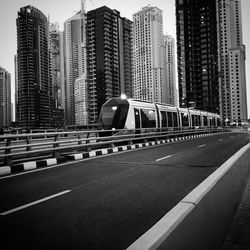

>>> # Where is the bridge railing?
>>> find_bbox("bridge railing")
[0,127,228,166]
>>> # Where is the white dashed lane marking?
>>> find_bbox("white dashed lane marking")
[156,155,173,162]
[0,190,71,216]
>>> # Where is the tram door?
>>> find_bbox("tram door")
[134,108,141,132]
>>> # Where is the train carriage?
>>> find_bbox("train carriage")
[98,97,221,132]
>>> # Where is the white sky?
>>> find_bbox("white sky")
[0,0,249,118]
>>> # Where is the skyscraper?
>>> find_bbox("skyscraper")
[49,23,64,127]
[219,0,247,124]
[14,55,18,121]
[64,1,87,126]
[87,6,133,124]
[75,74,88,125]
[132,5,166,103]
[176,0,220,113]
[118,17,133,99]
[16,5,54,129]
[163,34,177,106]
[0,66,11,128]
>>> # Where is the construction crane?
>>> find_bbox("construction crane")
[82,0,96,12]
[73,0,96,14]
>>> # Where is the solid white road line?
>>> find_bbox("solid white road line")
[156,155,172,162]
[0,190,71,216]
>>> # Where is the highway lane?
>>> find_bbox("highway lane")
[0,132,249,249]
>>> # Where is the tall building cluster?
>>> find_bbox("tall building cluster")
[176,0,247,124]
[12,2,177,129]
[0,0,248,130]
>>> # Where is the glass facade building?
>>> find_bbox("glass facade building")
[0,66,11,128]
[16,6,55,128]
[176,0,220,113]
[87,6,133,124]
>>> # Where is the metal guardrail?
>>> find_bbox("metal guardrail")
[0,127,229,166]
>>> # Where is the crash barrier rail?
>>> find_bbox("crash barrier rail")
[0,127,229,166]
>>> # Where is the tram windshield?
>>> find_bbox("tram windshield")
[99,106,117,129]
[98,98,129,130]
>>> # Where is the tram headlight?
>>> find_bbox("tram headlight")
[121,94,127,100]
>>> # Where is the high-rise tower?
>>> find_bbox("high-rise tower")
[87,6,133,124]
[176,0,220,113]
[219,0,247,124]
[132,6,166,103]
[49,23,64,128]
[176,0,247,123]
[163,34,177,106]
[64,1,87,126]
[118,17,133,99]
[0,66,11,128]
[16,5,54,129]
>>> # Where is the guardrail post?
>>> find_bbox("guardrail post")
[5,138,11,154]
[53,134,60,158]
[128,139,133,146]
[4,138,12,165]
[83,132,90,152]
[109,141,115,148]
[77,133,82,152]
[26,136,31,151]
[127,130,133,146]
[85,132,90,144]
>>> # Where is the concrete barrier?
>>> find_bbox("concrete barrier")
[127,142,250,250]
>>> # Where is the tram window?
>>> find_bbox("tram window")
[191,115,195,126]
[210,117,215,127]
[197,115,201,126]
[217,118,221,126]
[167,112,173,127]
[203,116,208,126]
[173,112,178,127]
[161,111,167,127]
[134,108,141,129]
[100,107,116,127]
[211,117,215,126]
[141,109,156,128]
[181,113,189,127]
[113,107,129,129]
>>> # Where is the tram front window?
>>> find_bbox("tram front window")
[99,106,117,129]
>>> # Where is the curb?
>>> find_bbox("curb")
[0,158,63,176]
[0,133,214,177]
[65,137,186,160]
[127,142,250,250]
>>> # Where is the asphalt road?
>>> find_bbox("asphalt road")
[0,132,249,250]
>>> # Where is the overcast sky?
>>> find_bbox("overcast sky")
[0,0,249,118]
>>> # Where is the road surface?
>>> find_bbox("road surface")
[0,132,249,249]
